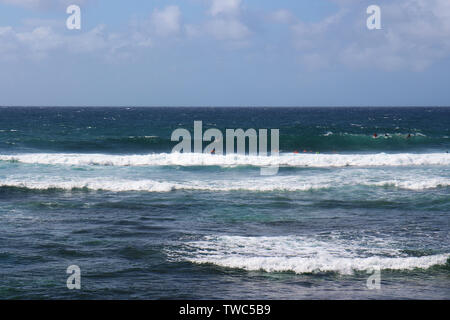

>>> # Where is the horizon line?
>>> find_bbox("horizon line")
[1,105,450,108]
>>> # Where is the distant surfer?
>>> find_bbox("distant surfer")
[373,133,378,138]
[407,134,411,139]
[211,148,215,155]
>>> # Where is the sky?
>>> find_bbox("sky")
[0,0,450,106]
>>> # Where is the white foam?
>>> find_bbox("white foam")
[174,235,450,275]
[0,178,331,193]
[1,179,177,192]
[1,174,448,192]
[0,152,449,168]
[370,179,450,190]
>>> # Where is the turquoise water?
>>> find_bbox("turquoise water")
[0,107,449,299]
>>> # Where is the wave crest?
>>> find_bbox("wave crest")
[0,176,448,193]
[0,152,449,168]
[172,235,450,275]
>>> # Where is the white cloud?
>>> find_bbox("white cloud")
[0,0,87,9]
[209,0,241,17]
[16,25,62,51]
[5,0,449,71]
[288,0,450,71]
[0,5,185,62]
[66,25,108,53]
[0,26,20,60]
[0,4,186,62]
[150,5,182,37]
[205,0,251,42]
[206,18,250,40]
[268,9,297,24]
[0,25,64,60]
[0,24,140,62]
[0,1,252,58]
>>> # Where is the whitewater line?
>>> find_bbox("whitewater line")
[0,152,449,168]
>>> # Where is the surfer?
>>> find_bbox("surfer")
[373,133,378,138]
[407,134,411,139]
[211,148,215,155]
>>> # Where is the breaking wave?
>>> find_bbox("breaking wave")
[0,176,448,193]
[0,152,449,168]
[0,178,331,193]
[173,235,450,275]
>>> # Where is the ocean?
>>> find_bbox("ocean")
[0,107,449,299]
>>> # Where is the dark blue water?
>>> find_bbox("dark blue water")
[0,107,449,299]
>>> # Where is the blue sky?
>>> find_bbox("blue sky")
[0,0,450,106]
